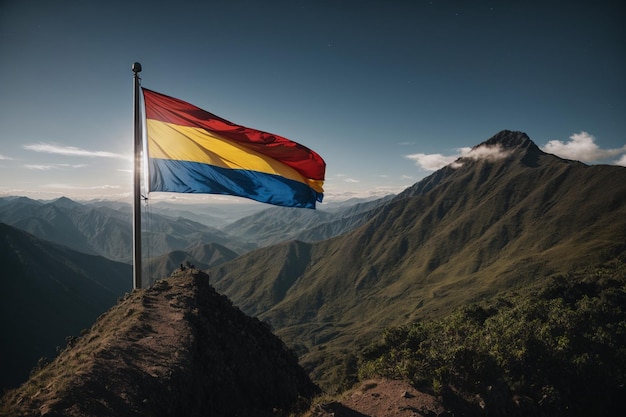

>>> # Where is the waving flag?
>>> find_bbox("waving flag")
[142,88,325,208]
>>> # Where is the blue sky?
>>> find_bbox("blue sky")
[0,0,624,203]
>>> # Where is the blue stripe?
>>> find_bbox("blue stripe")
[149,158,323,209]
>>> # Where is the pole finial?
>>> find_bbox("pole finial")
[132,62,142,73]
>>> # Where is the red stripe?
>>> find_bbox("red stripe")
[142,88,325,181]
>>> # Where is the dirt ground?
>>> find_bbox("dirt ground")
[309,378,447,417]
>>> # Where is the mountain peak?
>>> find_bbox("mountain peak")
[478,130,541,154]
[50,196,83,209]
[460,130,545,167]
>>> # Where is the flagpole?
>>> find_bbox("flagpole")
[132,62,143,290]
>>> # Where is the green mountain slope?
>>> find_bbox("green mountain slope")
[144,242,239,286]
[209,130,626,388]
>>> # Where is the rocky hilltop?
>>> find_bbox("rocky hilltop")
[0,269,318,417]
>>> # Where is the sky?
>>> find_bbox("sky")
[0,0,624,204]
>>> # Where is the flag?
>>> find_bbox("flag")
[142,88,326,208]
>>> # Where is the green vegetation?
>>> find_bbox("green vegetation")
[357,258,626,416]
[210,144,626,394]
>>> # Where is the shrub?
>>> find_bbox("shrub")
[357,259,626,416]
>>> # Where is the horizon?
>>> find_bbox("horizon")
[0,189,391,206]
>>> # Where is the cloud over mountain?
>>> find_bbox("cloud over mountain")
[406,131,626,171]
[540,131,626,164]
[405,143,512,171]
[404,151,460,171]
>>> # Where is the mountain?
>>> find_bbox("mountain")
[223,195,393,246]
[209,130,626,388]
[144,242,239,286]
[0,223,131,391]
[0,269,318,417]
[293,195,394,243]
[140,214,252,260]
[0,197,254,263]
[146,200,266,228]
[0,196,102,257]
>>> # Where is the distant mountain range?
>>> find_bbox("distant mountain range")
[139,200,266,228]
[0,223,131,390]
[208,130,626,387]
[223,195,393,247]
[0,194,390,269]
[0,196,254,264]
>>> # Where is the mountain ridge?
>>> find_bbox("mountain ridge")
[0,196,254,264]
[209,130,626,388]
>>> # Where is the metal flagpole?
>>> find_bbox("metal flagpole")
[132,62,143,289]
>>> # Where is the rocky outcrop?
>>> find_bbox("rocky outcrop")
[1,269,318,417]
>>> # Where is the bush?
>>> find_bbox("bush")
[357,259,626,416]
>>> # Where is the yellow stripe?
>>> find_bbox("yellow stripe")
[146,119,323,192]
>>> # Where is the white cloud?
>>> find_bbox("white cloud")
[42,183,121,190]
[0,154,12,160]
[24,164,56,170]
[331,174,360,182]
[322,188,399,202]
[23,143,128,159]
[405,143,514,171]
[405,152,459,171]
[463,144,513,162]
[24,163,87,170]
[541,131,626,162]
[615,154,626,167]
[58,163,88,168]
